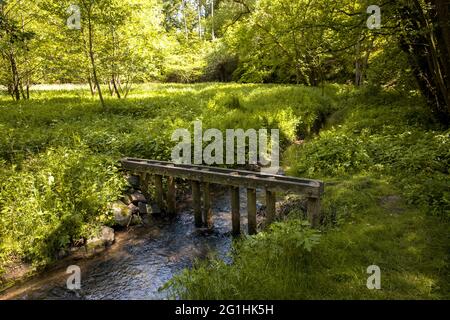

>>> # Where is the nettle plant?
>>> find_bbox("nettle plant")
[0,145,125,265]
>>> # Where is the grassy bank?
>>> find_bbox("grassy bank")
[166,87,450,300]
[0,83,333,280]
[0,84,448,299]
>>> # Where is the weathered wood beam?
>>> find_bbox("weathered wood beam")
[154,175,164,214]
[122,158,325,230]
[307,197,321,228]
[167,177,176,216]
[231,186,241,236]
[139,172,151,200]
[122,158,324,198]
[247,188,257,235]
[266,189,276,225]
[192,181,202,228]
[203,183,213,228]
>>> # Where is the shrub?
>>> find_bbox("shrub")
[166,219,321,300]
[290,90,450,218]
[0,145,125,267]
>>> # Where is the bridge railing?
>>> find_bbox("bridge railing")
[121,158,324,235]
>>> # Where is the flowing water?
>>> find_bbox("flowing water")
[1,188,265,300]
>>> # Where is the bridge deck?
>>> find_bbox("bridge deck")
[121,158,324,198]
[121,158,324,232]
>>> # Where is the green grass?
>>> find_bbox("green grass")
[0,84,448,299]
[166,177,449,300]
[166,87,450,300]
[0,83,334,279]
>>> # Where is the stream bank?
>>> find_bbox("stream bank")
[0,187,269,300]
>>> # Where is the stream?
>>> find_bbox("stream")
[0,188,265,300]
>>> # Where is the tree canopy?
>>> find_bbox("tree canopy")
[0,0,448,123]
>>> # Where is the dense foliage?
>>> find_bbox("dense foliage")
[0,0,448,300]
[166,86,450,300]
[1,0,449,122]
[0,83,334,276]
[291,88,449,217]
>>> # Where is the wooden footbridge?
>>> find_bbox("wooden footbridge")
[121,158,324,235]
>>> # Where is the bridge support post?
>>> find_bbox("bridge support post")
[231,187,240,236]
[247,188,257,235]
[307,197,321,228]
[167,177,176,216]
[154,175,164,214]
[203,183,213,228]
[192,181,202,228]
[140,173,150,200]
[266,190,276,225]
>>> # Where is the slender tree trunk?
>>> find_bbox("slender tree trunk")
[87,9,105,108]
[108,79,114,96]
[20,6,30,100]
[355,39,362,86]
[110,28,121,99]
[182,0,189,40]
[398,0,449,124]
[112,76,121,99]
[20,81,26,100]
[211,0,215,40]
[26,80,30,100]
[198,0,202,39]
[9,53,21,101]
[87,74,95,96]
[7,84,15,100]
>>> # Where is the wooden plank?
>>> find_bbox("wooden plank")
[122,158,323,198]
[231,186,240,236]
[154,175,164,213]
[192,181,202,228]
[247,188,257,235]
[125,158,322,186]
[266,189,276,225]
[139,172,150,200]
[203,183,213,228]
[167,176,176,216]
[307,197,321,228]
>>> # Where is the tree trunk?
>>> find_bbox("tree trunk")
[398,0,449,125]
[87,74,95,96]
[211,0,215,40]
[198,0,202,39]
[87,11,105,108]
[112,76,121,99]
[182,0,189,40]
[9,53,21,101]
[110,28,121,99]
[355,39,362,86]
